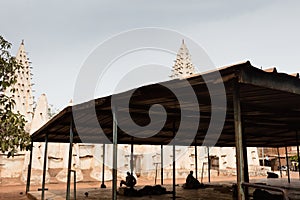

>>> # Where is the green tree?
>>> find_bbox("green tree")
[290,155,299,162]
[0,36,31,157]
[48,104,60,119]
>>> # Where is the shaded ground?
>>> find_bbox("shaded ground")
[1,172,300,199]
[57,184,233,200]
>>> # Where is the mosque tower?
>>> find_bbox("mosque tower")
[2,40,51,182]
[170,40,196,79]
[169,40,260,178]
[5,40,34,130]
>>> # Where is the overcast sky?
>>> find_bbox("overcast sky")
[1,0,300,110]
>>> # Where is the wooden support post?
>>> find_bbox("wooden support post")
[73,170,77,200]
[112,108,118,200]
[262,148,265,166]
[285,146,290,183]
[172,122,176,200]
[26,140,33,194]
[130,140,134,175]
[161,145,164,185]
[130,140,134,189]
[41,134,48,200]
[296,131,300,180]
[242,123,249,198]
[207,146,210,183]
[66,121,74,200]
[101,144,106,188]
[233,81,246,200]
[277,147,282,178]
[195,139,198,180]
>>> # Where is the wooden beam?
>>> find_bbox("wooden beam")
[240,65,300,95]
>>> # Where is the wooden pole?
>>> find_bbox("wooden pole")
[207,147,210,183]
[172,122,176,200]
[195,139,198,180]
[26,140,33,194]
[130,140,134,189]
[201,162,204,184]
[285,146,290,183]
[112,108,118,200]
[66,121,74,200]
[130,140,134,175]
[277,147,282,178]
[41,134,48,200]
[154,163,158,185]
[161,145,164,185]
[242,121,249,198]
[101,144,106,188]
[296,131,300,180]
[233,81,246,200]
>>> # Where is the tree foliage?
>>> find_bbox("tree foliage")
[48,104,59,119]
[0,36,31,157]
[290,155,299,162]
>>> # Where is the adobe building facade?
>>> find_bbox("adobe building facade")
[0,41,264,185]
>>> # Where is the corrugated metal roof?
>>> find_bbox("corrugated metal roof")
[31,61,300,147]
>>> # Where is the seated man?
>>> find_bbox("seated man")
[120,172,137,188]
[184,171,202,189]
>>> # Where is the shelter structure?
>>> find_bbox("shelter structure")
[28,61,300,200]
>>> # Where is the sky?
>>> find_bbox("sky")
[1,0,300,110]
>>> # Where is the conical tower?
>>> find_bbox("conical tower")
[170,40,196,79]
[30,94,49,134]
[5,40,34,127]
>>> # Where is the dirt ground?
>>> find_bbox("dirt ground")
[1,173,299,200]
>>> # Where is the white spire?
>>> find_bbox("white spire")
[170,40,196,79]
[5,40,34,127]
[30,94,49,134]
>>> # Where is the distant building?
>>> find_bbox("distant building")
[0,41,50,183]
[0,40,267,185]
[169,40,261,178]
[170,40,196,79]
[4,40,34,131]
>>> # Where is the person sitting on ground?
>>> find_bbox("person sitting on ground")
[184,171,203,189]
[120,172,137,188]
